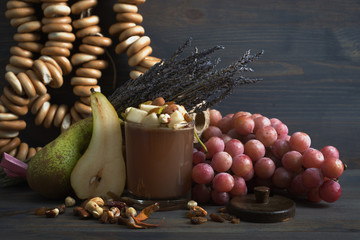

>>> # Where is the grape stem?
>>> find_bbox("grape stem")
[194,131,207,153]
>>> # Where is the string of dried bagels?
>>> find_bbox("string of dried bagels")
[0,0,159,160]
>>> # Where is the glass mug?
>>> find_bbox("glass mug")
[124,121,194,209]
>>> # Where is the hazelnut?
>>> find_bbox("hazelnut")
[187,200,198,209]
[163,104,178,114]
[152,97,165,106]
[65,196,76,207]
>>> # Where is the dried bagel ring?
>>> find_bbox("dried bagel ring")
[75,68,102,79]
[17,20,42,33]
[10,15,37,28]
[17,72,37,98]
[7,1,32,9]
[5,71,24,95]
[82,59,108,70]
[0,94,28,116]
[26,69,47,95]
[15,142,29,161]
[53,104,68,128]
[83,35,112,47]
[0,120,26,131]
[9,55,34,69]
[0,112,19,121]
[42,23,73,33]
[71,0,98,15]
[72,16,99,29]
[10,46,34,58]
[79,44,105,55]
[34,101,50,126]
[3,86,30,106]
[45,40,73,50]
[42,16,72,25]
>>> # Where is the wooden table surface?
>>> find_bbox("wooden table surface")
[0,169,359,239]
[0,0,360,239]
[0,0,359,168]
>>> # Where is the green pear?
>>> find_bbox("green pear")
[70,91,126,200]
[27,117,93,199]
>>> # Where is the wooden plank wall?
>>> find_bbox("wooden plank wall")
[0,0,359,168]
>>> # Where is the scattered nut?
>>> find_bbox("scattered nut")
[35,206,49,216]
[231,218,240,224]
[125,207,137,218]
[100,210,109,224]
[209,213,226,223]
[89,197,104,207]
[186,206,207,218]
[190,216,207,224]
[162,104,178,114]
[187,200,198,209]
[152,97,165,106]
[73,206,91,219]
[110,207,121,217]
[45,208,59,218]
[56,204,66,214]
[65,196,76,207]
[85,199,104,218]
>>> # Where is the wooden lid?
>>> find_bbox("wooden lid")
[227,186,296,223]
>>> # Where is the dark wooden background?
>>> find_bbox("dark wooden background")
[0,0,359,168]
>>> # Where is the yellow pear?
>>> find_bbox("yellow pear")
[70,90,126,199]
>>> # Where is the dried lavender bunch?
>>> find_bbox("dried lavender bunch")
[109,38,263,114]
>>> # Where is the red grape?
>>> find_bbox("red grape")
[202,126,222,141]
[229,176,247,197]
[254,157,276,179]
[272,167,293,189]
[270,117,282,127]
[244,139,266,162]
[232,111,252,123]
[282,151,303,173]
[302,148,324,169]
[271,138,291,159]
[274,122,288,136]
[231,154,253,177]
[288,174,308,196]
[192,163,214,184]
[209,109,222,127]
[321,145,340,160]
[221,134,233,144]
[203,136,225,158]
[253,116,271,133]
[233,115,255,135]
[255,125,278,147]
[211,191,230,205]
[219,116,233,134]
[226,128,241,139]
[289,132,311,153]
[192,150,206,165]
[242,133,256,143]
[321,158,344,179]
[319,179,341,203]
[211,151,233,172]
[192,184,211,204]
[301,168,324,189]
[307,188,322,203]
[224,138,244,157]
[243,168,255,181]
[212,172,234,192]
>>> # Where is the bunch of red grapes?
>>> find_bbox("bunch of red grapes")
[192,109,344,205]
